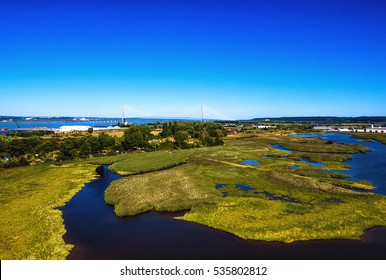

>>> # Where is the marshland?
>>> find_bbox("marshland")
[1,123,386,259]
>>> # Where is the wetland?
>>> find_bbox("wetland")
[2,129,386,259]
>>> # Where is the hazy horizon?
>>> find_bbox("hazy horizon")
[1,0,385,119]
[2,114,386,122]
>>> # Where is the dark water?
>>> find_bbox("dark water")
[62,166,386,260]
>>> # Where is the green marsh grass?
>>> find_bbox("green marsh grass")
[105,163,217,216]
[108,150,191,175]
[3,132,386,259]
[0,163,97,259]
[105,134,386,243]
[352,133,386,144]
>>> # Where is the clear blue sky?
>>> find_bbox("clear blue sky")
[1,0,385,119]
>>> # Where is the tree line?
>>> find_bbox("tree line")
[0,122,227,168]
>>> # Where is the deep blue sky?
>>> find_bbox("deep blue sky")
[1,0,385,119]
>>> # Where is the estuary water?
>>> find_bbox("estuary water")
[291,133,386,195]
[0,118,197,130]
[62,164,386,260]
[0,120,118,130]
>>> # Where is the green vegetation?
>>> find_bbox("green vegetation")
[0,121,228,259]
[160,121,226,147]
[280,139,370,154]
[105,133,386,243]
[2,123,386,258]
[105,164,217,216]
[182,194,386,242]
[108,150,191,175]
[352,133,386,144]
[0,131,119,166]
[0,163,97,259]
[0,122,227,168]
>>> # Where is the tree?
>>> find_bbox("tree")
[122,131,144,150]
[79,142,92,156]
[121,125,151,150]
[171,122,178,135]
[98,132,115,149]
[87,128,94,134]
[18,157,30,166]
[57,140,75,161]
[8,139,25,157]
[0,137,7,153]
[174,130,189,148]
[161,122,172,137]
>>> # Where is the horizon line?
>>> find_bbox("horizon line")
[2,115,386,121]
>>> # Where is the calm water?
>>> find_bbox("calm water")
[0,118,198,130]
[62,165,386,260]
[0,120,117,130]
[292,133,386,195]
[240,159,261,165]
[272,144,293,153]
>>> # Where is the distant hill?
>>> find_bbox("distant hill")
[248,116,386,124]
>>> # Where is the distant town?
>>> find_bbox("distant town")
[314,124,386,133]
[1,115,386,135]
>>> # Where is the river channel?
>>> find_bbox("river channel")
[61,133,386,259]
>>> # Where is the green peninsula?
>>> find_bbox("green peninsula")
[105,133,386,243]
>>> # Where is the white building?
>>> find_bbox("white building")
[314,126,332,131]
[258,125,274,129]
[366,125,386,133]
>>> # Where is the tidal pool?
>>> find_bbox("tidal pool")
[241,159,261,165]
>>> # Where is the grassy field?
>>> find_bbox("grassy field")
[105,163,217,216]
[105,133,386,242]
[92,150,191,175]
[182,194,386,242]
[0,162,97,259]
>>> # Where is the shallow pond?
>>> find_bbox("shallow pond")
[240,159,261,165]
